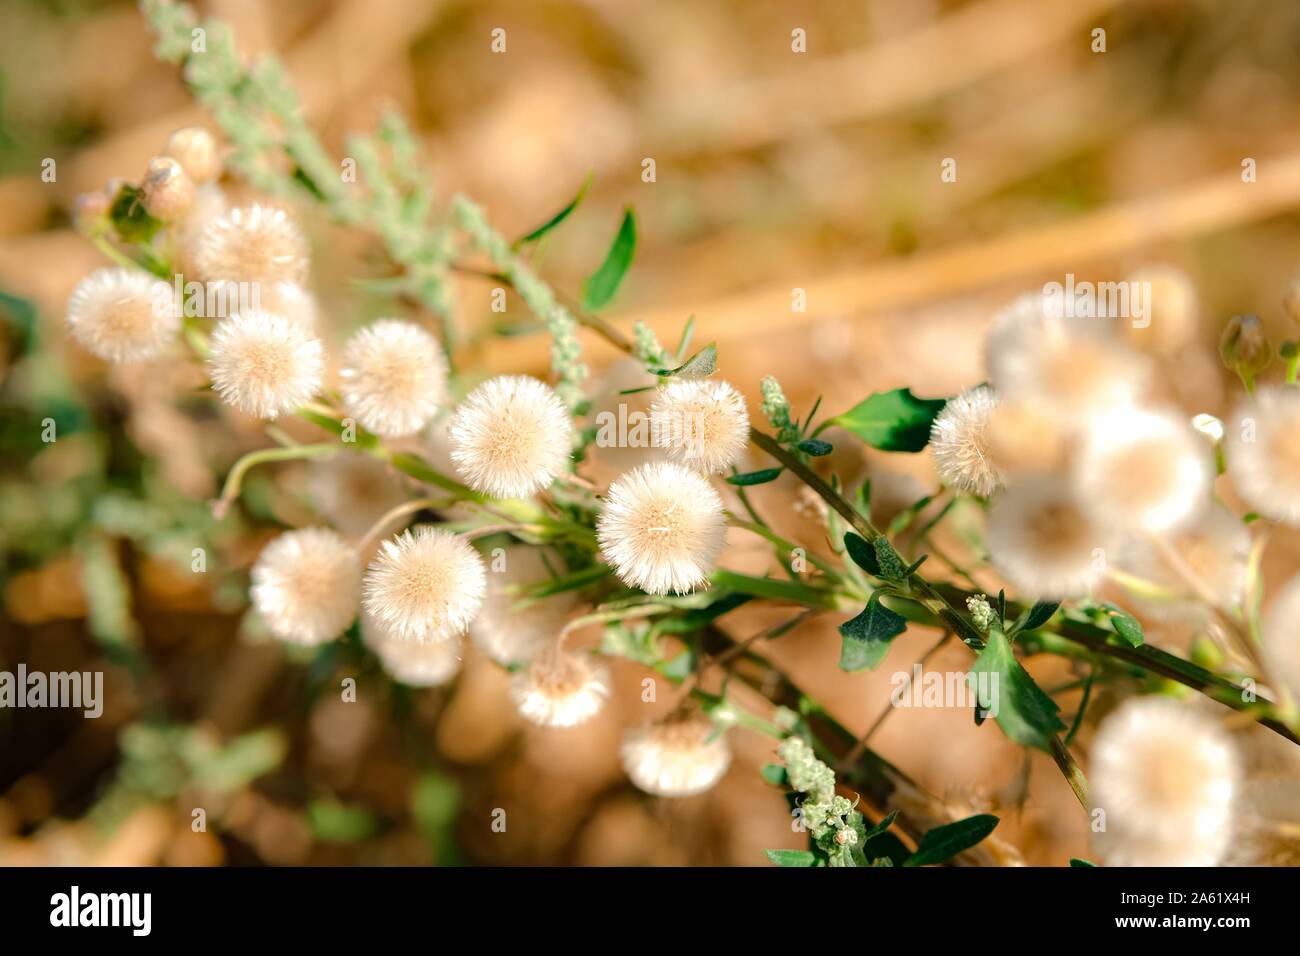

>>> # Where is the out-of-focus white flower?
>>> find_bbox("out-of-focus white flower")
[194,203,310,286]
[65,267,179,362]
[1091,697,1238,867]
[251,528,360,646]
[649,378,750,474]
[1121,506,1250,615]
[362,612,462,687]
[986,477,1113,599]
[1073,408,1212,534]
[510,646,610,727]
[1121,264,1198,356]
[362,527,486,644]
[597,461,726,595]
[470,546,577,666]
[258,281,319,330]
[206,310,325,419]
[621,714,732,797]
[306,453,408,537]
[339,319,448,438]
[1227,387,1300,525]
[449,375,573,498]
[1264,575,1300,706]
[929,385,1001,496]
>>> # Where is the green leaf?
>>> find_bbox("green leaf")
[969,629,1066,751]
[827,388,948,453]
[655,342,717,378]
[307,799,376,843]
[514,174,591,247]
[797,438,833,456]
[726,467,783,486]
[764,848,817,867]
[108,183,162,243]
[904,813,999,866]
[760,764,789,787]
[1069,857,1098,867]
[864,831,910,867]
[843,532,881,575]
[863,809,899,842]
[1018,600,1060,634]
[581,207,636,310]
[838,596,907,671]
[1107,607,1145,647]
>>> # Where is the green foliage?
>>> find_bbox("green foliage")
[904,814,1000,866]
[108,184,162,243]
[764,848,817,867]
[582,208,637,310]
[797,438,833,456]
[655,342,717,377]
[825,387,948,453]
[726,467,783,486]
[970,629,1066,751]
[514,175,591,247]
[1104,605,1145,647]
[843,531,880,575]
[308,799,378,843]
[838,595,908,671]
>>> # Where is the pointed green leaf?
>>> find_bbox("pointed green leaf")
[797,438,833,456]
[655,342,716,378]
[514,174,591,247]
[1018,600,1060,634]
[969,629,1065,751]
[1107,607,1145,647]
[843,532,880,575]
[726,467,783,486]
[903,813,999,867]
[863,810,899,842]
[827,388,948,452]
[581,207,636,310]
[1069,857,1098,867]
[764,848,817,867]
[838,596,907,671]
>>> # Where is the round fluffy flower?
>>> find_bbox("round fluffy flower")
[251,528,360,646]
[194,203,310,286]
[1121,264,1198,356]
[470,546,577,665]
[986,478,1113,599]
[362,526,486,644]
[929,385,1001,496]
[449,375,573,498]
[1227,387,1300,525]
[1073,408,1212,534]
[258,281,318,330]
[1090,697,1239,867]
[339,319,448,438]
[510,647,610,727]
[362,613,462,687]
[987,298,1148,422]
[1122,506,1250,615]
[621,714,732,797]
[597,461,727,595]
[983,397,1068,479]
[65,267,179,362]
[1264,575,1300,705]
[206,310,325,419]
[649,378,750,474]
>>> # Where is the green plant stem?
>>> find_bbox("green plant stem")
[214,443,338,518]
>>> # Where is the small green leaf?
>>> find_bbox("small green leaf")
[904,814,999,867]
[1069,857,1098,867]
[797,438,833,456]
[764,848,817,867]
[872,536,907,580]
[843,532,880,575]
[1107,608,1145,647]
[726,467,783,486]
[760,764,789,787]
[1018,600,1060,634]
[582,207,636,310]
[826,388,948,453]
[838,596,907,671]
[514,174,591,247]
[969,630,1066,751]
[655,342,717,377]
[863,810,899,842]
[864,831,910,866]
[108,184,162,243]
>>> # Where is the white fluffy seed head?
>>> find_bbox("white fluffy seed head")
[206,310,325,419]
[510,646,610,727]
[929,385,1001,496]
[1090,697,1238,867]
[986,477,1113,599]
[251,528,360,646]
[194,203,309,286]
[986,298,1148,422]
[1227,387,1300,526]
[339,319,448,438]
[649,378,750,474]
[361,612,462,687]
[1073,408,1212,534]
[597,461,727,595]
[470,546,577,665]
[65,267,179,362]
[621,714,732,797]
[449,375,573,498]
[1264,575,1300,706]
[1121,506,1250,618]
[362,527,486,644]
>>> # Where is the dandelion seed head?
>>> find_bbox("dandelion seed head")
[1227,387,1300,526]
[206,309,325,419]
[339,319,448,438]
[929,385,1001,496]
[362,612,463,687]
[621,713,732,797]
[362,527,486,644]
[986,477,1113,599]
[649,378,750,474]
[1091,697,1238,867]
[65,267,179,363]
[1074,408,1212,534]
[194,203,309,286]
[449,375,573,498]
[251,528,360,646]
[510,646,610,728]
[597,461,726,595]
